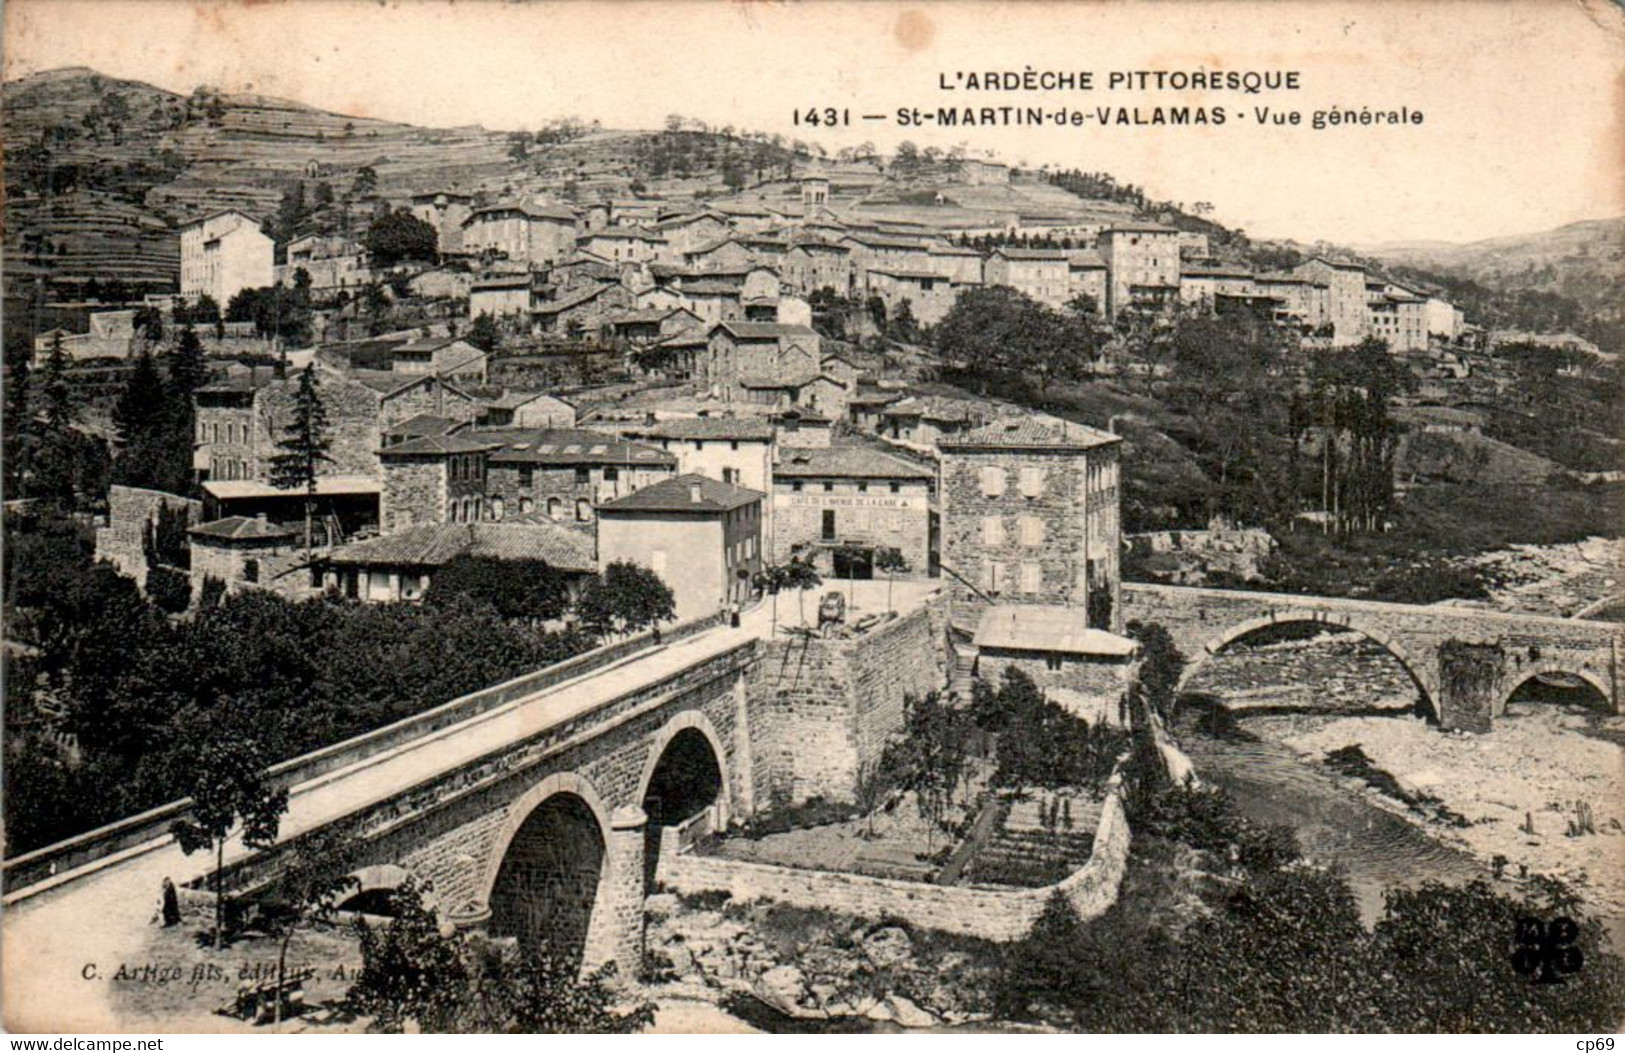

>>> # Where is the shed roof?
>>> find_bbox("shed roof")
[974,605,1138,657]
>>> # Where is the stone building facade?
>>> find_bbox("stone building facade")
[938,417,1122,631]
[379,434,498,533]
[482,429,676,527]
[770,445,935,578]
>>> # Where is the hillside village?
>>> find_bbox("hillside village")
[11,66,1620,623]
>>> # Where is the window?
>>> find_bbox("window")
[1018,466,1046,498]
[723,468,739,485]
[889,481,902,494]
[979,466,1006,497]
[491,496,505,521]
[519,497,534,515]
[576,498,592,521]
[547,496,562,519]
[823,481,834,492]
[791,481,804,492]
[1019,515,1045,547]
[982,516,1005,547]
[821,509,837,540]
[604,466,619,482]
[1045,654,1064,672]
[243,558,260,583]
[519,466,533,488]
[730,440,739,451]
[1021,561,1042,594]
[575,467,590,485]
[857,482,869,493]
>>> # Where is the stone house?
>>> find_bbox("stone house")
[876,395,995,450]
[577,227,667,264]
[187,514,310,596]
[971,604,1137,723]
[597,474,765,624]
[701,320,822,401]
[469,274,535,319]
[531,282,636,336]
[652,212,731,258]
[390,337,489,382]
[938,416,1122,629]
[407,190,474,256]
[378,432,499,532]
[1065,249,1109,316]
[1292,257,1370,345]
[475,391,578,429]
[323,521,596,604]
[783,241,854,296]
[863,268,958,326]
[1098,223,1182,320]
[985,248,1071,310]
[771,445,935,577]
[481,428,677,528]
[461,202,579,267]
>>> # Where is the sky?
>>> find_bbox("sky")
[5,0,1622,246]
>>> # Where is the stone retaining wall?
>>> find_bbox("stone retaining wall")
[745,597,949,807]
[659,768,1131,942]
[94,485,202,588]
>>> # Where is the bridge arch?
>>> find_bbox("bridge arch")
[637,712,729,893]
[335,863,413,916]
[484,771,612,965]
[1498,663,1614,716]
[1180,611,1438,722]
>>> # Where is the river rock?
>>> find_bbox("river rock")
[756,965,807,1012]
[860,925,914,968]
[885,994,938,1028]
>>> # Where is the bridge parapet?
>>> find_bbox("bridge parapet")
[2,611,728,901]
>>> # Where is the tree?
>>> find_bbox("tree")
[168,732,290,949]
[5,354,34,495]
[423,555,574,622]
[267,366,334,557]
[780,556,823,625]
[261,832,361,1027]
[351,165,378,198]
[573,561,676,638]
[750,563,789,637]
[467,312,501,354]
[873,547,910,613]
[935,285,1100,393]
[111,349,170,490]
[365,209,439,268]
[347,881,655,1033]
[33,334,82,503]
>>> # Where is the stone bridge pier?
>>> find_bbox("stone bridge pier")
[1122,583,1622,732]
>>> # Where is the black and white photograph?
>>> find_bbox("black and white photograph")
[1,0,1622,1036]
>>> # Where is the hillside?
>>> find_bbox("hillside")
[1358,217,1625,319]
[2,66,1159,301]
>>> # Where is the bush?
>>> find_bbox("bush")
[145,566,192,613]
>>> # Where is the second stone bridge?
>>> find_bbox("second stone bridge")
[1122,583,1622,730]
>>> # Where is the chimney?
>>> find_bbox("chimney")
[255,513,268,524]
[689,480,703,504]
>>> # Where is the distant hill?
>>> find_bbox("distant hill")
[1358,217,1625,319]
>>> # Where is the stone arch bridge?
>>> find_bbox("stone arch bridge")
[1122,583,1623,730]
[2,596,947,1013]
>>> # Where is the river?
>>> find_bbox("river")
[1174,695,1488,924]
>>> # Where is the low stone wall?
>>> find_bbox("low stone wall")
[94,485,202,588]
[659,767,1131,943]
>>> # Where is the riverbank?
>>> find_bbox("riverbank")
[1242,703,1625,918]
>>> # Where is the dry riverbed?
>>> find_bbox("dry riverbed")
[1244,704,1625,917]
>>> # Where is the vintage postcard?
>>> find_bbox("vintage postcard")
[2,0,1622,1036]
